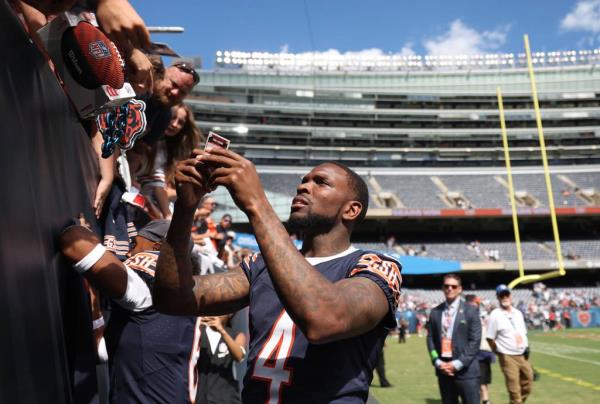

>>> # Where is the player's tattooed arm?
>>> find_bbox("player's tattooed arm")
[153,155,250,316]
[251,210,390,343]
[156,237,249,316]
[199,148,391,343]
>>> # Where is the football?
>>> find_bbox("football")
[61,21,124,90]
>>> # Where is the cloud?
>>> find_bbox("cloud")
[424,19,509,55]
[277,46,416,59]
[561,0,600,33]
[274,20,511,61]
[398,44,417,57]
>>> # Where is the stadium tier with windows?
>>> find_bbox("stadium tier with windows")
[193,49,600,283]
[188,50,600,167]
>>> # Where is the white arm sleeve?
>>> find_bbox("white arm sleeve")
[114,265,153,312]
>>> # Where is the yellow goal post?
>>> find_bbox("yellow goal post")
[497,34,566,289]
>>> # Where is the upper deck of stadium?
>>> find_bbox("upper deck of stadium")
[186,49,600,167]
[190,51,600,268]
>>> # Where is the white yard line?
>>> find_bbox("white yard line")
[532,340,600,354]
[534,350,600,366]
[530,340,600,366]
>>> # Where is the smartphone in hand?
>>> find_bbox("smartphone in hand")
[197,131,231,180]
[204,131,230,151]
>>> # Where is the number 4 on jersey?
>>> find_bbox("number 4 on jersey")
[251,310,296,404]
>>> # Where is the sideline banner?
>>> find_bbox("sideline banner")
[570,308,600,328]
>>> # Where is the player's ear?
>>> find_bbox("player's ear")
[342,200,362,222]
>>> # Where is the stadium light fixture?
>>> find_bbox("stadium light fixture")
[233,125,249,135]
[296,90,314,98]
[214,45,597,71]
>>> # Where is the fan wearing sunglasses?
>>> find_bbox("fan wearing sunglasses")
[129,56,199,147]
[426,274,482,404]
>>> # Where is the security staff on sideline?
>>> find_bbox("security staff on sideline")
[426,274,481,404]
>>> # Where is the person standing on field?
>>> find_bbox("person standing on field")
[487,285,534,404]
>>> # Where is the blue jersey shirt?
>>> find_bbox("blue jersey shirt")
[105,251,201,404]
[240,247,402,404]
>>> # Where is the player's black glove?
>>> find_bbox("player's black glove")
[523,346,530,360]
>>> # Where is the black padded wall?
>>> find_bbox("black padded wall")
[0,1,100,402]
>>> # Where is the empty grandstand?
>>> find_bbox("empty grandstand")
[186,49,600,287]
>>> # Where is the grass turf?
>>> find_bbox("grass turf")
[370,328,600,403]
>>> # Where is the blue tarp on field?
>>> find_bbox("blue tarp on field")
[234,233,461,275]
[390,254,461,275]
[235,232,303,250]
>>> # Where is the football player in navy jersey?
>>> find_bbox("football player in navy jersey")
[60,220,201,403]
[154,148,402,403]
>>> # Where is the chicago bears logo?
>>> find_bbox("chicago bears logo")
[119,99,147,150]
[577,311,591,327]
[96,99,147,153]
[351,253,402,311]
[88,40,111,59]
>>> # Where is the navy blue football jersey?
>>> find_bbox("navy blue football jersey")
[105,251,202,403]
[240,247,402,404]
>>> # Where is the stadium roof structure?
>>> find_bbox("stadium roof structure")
[188,48,600,217]
[215,49,600,73]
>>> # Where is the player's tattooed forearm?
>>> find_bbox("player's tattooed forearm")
[156,242,193,290]
[192,271,249,314]
[195,272,247,299]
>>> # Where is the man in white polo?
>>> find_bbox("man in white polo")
[486,285,534,404]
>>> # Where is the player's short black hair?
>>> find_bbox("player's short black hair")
[324,161,369,225]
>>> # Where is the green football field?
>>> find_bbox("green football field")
[370,328,600,403]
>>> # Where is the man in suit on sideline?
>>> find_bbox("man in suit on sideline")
[426,274,481,404]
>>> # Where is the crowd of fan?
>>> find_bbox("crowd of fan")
[13,1,252,402]
[190,195,252,274]
[397,282,600,336]
[13,0,219,254]
[54,12,252,274]
[525,282,600,330]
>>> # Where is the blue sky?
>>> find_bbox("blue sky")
[131,0,600,68]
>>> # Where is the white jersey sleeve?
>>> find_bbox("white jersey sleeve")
[114,265,153,312]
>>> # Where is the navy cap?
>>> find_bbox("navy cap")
[138,219,171,243]
[496,284,511,296]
